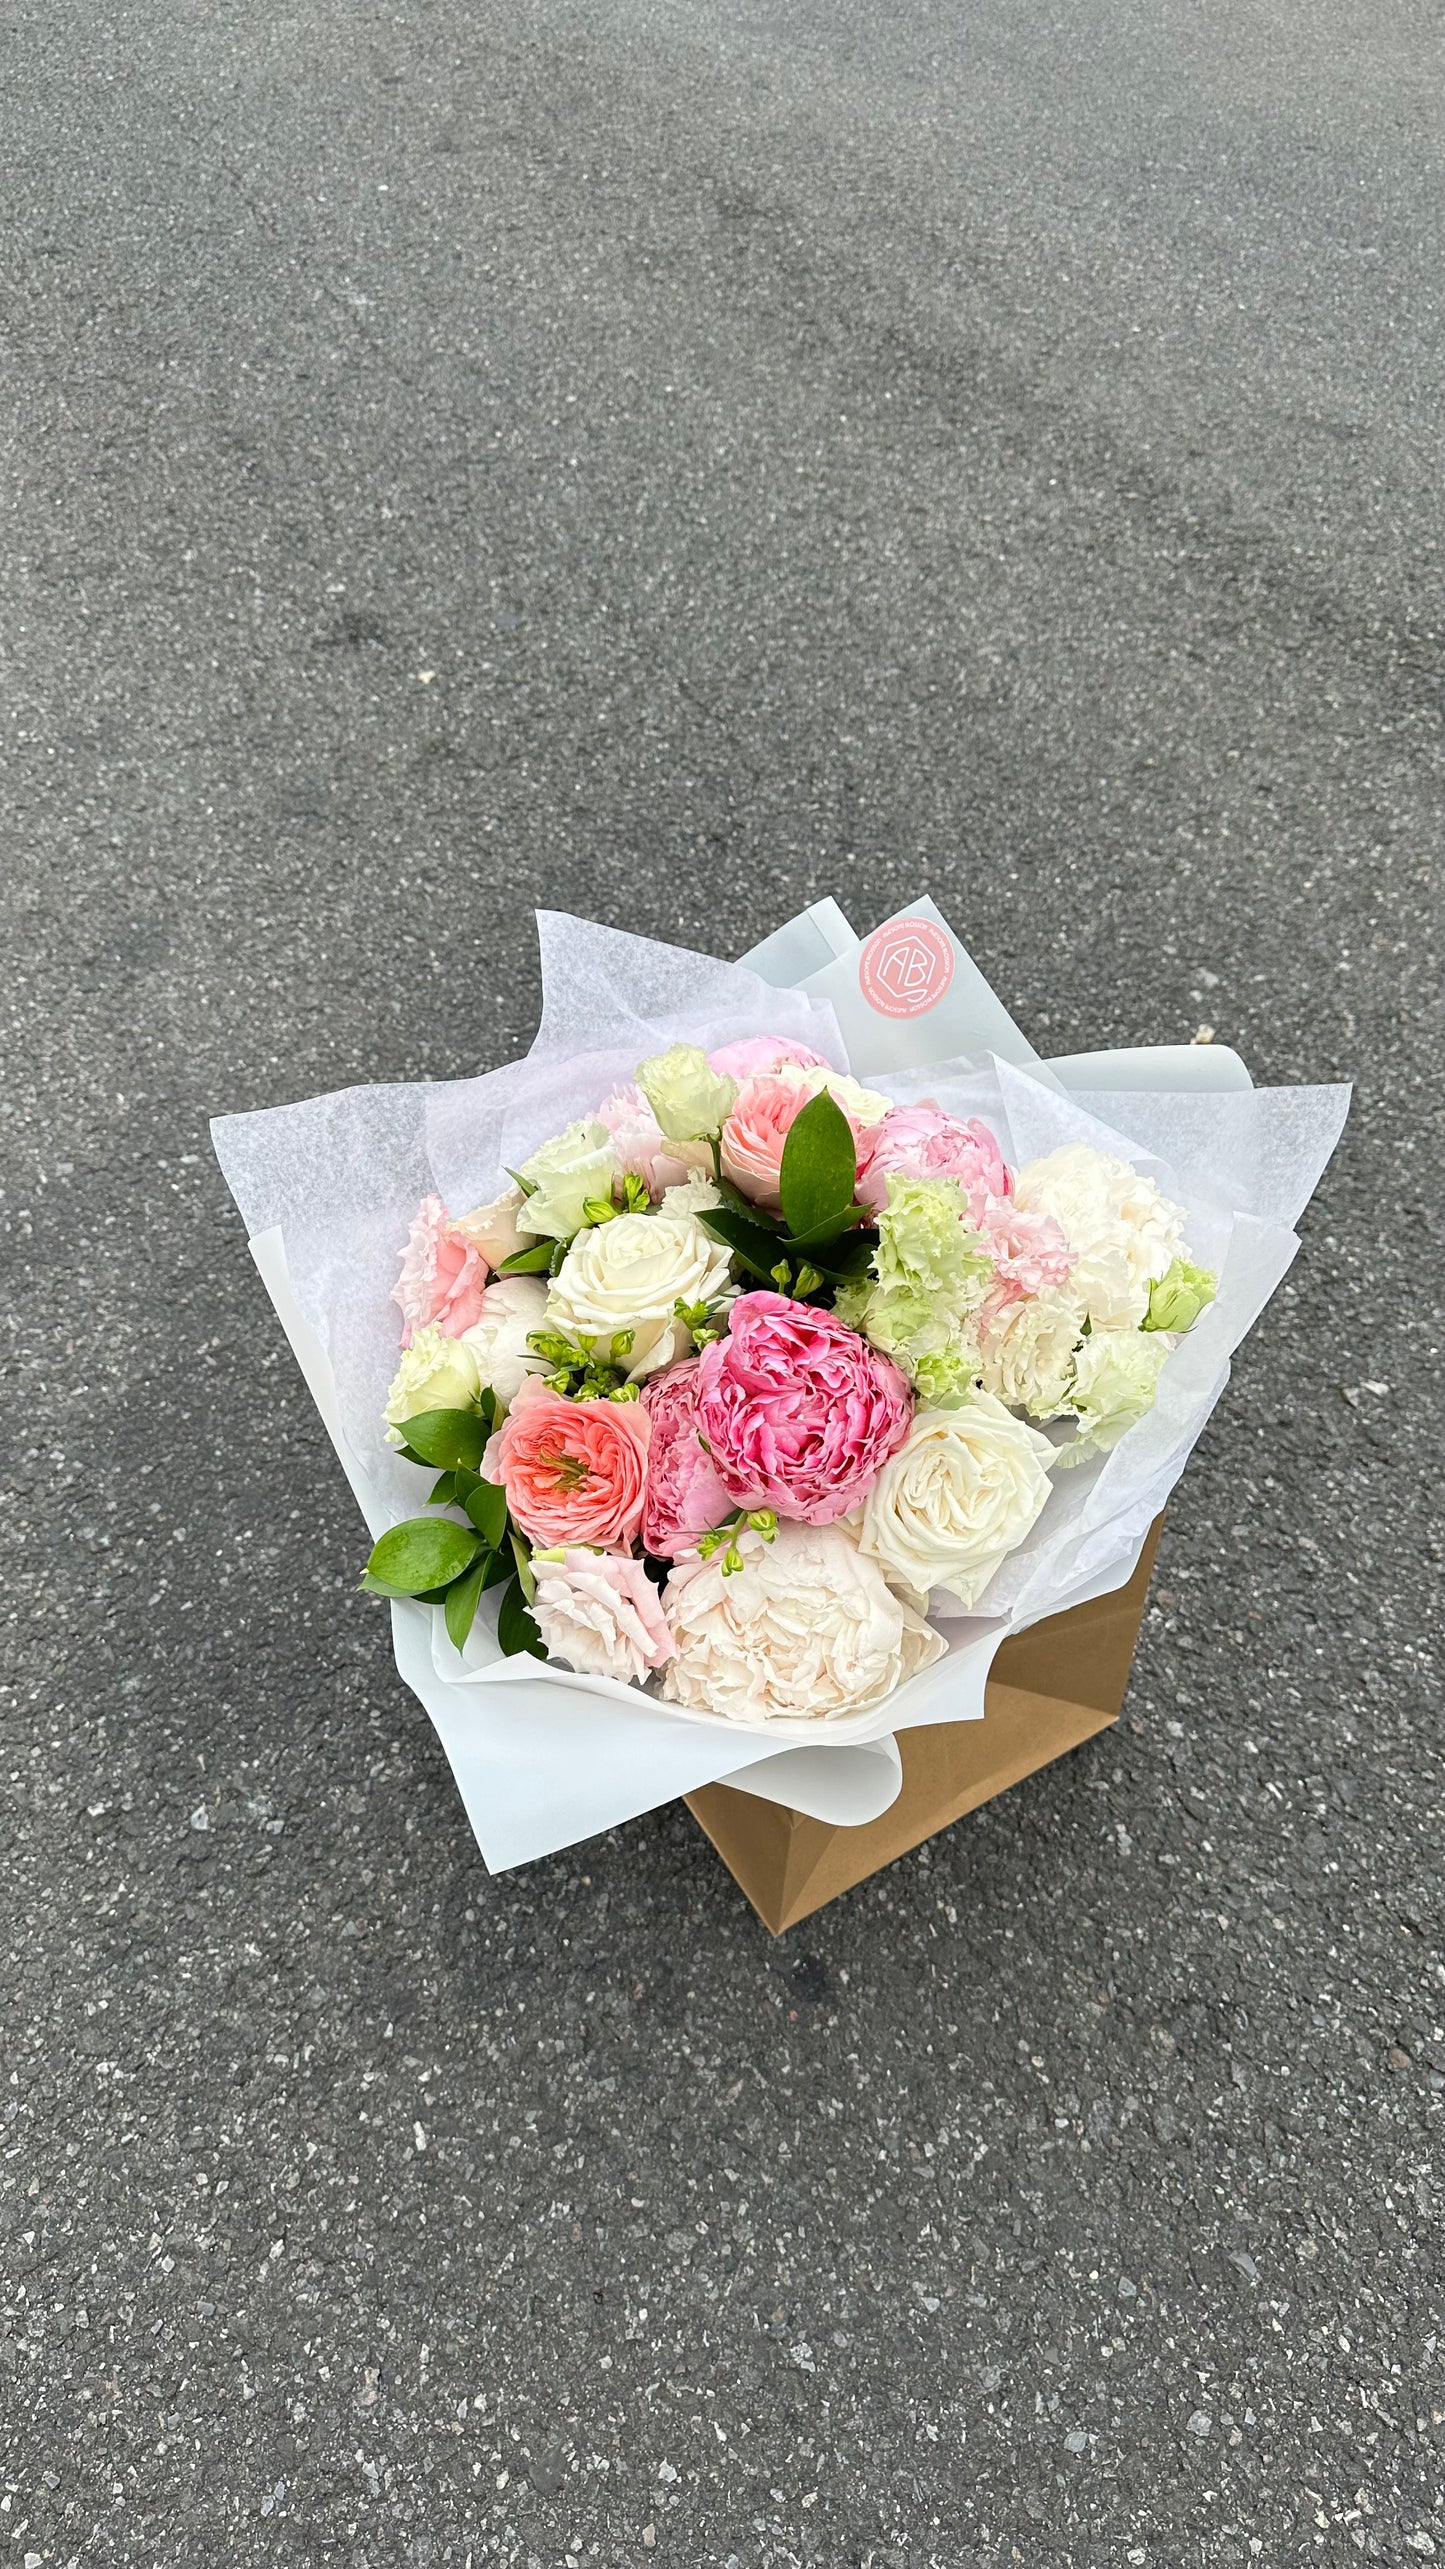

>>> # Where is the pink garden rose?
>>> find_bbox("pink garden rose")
[976,1196,1076,1307]
[392,1194,489,1347]
[855,1105,1010,1222]
[706,1035,830,1083]
[530,1548,674,1683]
[482,1378,650,1550]
[720,1071,878,1213]
[696,1291,913,1526]
[641,1359,733,1559]
[595,1083,698,1198]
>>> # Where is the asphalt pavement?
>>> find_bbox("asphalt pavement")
[3,0,1442,2560]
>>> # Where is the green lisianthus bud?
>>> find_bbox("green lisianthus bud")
[1143,1257,1218,1334]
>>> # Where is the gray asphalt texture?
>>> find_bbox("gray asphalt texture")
[3,1,1442,2561]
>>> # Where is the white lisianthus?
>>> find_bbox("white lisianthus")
[1053,1326,1172,1466]
[516,1118,620,1240]
[546,1210,736,1379]
[451,1183,536,1269]
[635,1043,738,1144]
[859,1394,1055,1610]
[978,1288,1088,1419]
[382,1324,481,1443]
[777,1060,893,1127]
[1012,1145,1186,1329]
[660,1522,945,1725]
[459,1274,550,1405]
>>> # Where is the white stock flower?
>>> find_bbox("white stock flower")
[776,1060,893,1127]
[978,1288,1087,1419]
[516,1118,620,1240]
[1053,1326,1172,1466]
[1012,1145,1186,1329]
[660,1522,945,1725]
[635,1043,738,1144]
[451,1184,536,1269]
[382,1325,481,1443]
[859,1394,1055,1610]
[459,1275,550,1405]
[546,1210,735,1379]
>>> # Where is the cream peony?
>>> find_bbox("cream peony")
[382,1324,481,1444]
[859,1394,1055,1609]
[1012,1145,1185,1329]
[660,1521,945,1725]
[516,1119,620,1240]
[452,1184,536,1269]
[530,1548,675,1684]
[459,1274,551,1405]
[546,1210,736,1380]
[977,1287,1087,1419]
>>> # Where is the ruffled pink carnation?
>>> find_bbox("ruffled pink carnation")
[641,1359,733,1559]
[392,1194,489,1347]
[696,1291,913,1526]
[977,1198,1077,1310]
[530,1548,674,1683]
[482,1378,650,1550]
[707,1035,830,1083]
[720,1072,872,1213]
[855,1105,1010,1223]
[596,1083,697,1197]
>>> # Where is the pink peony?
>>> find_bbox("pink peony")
[707,1035,830,1083]
[392,1194,489,1347]
[530,1548,675,1683]
[482,1377,650,1551]
[976,1195,1077,1308]
[696,1291,913,1526]
[641,1359,733,1559]
[595,1083,703,1197]
[855,1105,1010,1223]
[720,1071,873,1213]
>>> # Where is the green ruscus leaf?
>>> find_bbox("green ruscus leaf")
[392,1407,489,1470]
[777,1088,859,1243]
[497,1575,546,1660]
[364,1516,482,1595]
[463,1479,510,1549]
[444,1556,488,1651]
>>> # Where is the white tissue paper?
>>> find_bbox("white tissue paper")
[212,899,1349,1869]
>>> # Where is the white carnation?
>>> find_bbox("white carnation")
[1012,1144,1185,1329]
[660,1522,945,1725]
[459,1275,550,1405]
[516,1119,620,1240]
[859,1395,1055,1610]
[978,1288,1087,1419]
[546,1210,735,1379]
[659,1169,723,1219]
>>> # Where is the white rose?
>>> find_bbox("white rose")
[777,1061,893,1126]
[451,1184,536,1268]
[382,1324,481,1444]
[546,1210,735,1379]
[1013,1144,1185,1329]
[978,1288,1087,1418]
[660,1522,945,1725]
[859,1395,1055,1610]
[459,1275,550,1405]
[1053,1326,1172,1466]
[635,1043,738,1144]
[516,1118,620,1240]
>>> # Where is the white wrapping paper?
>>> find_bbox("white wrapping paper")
[213,902,1349,1870]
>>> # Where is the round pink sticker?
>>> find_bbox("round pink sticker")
[858,917,955,1019]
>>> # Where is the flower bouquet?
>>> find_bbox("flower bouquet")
[213,898,1348,1875]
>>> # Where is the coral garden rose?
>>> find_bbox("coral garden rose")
[481,1378,651,1550]
[383,1324,482,1444]
[718,1065,889,1213]
[392,1195,489,1346]
[660,1521,945,1726]
[695,1290,913,1526]
[1013,1145,1185,1330]
[459,1273,550,1406]
[529,1547,675,1684]
[856,1106,1009,1222]
[452,1184,536,1270]
[546,1210,736,1380]
[640,1359,733,1560]
[706,1035,829,1083]
[858,1393,1055,1610]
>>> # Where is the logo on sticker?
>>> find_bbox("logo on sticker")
[858,917,955,1018]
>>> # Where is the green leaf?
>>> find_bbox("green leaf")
[479,1544,513,1592]
[496,1236,555,1275]
[509,1528,537,1604]
[444,1556,488,1651]
[497,1576,546,1660]
[463,1479,510,1549]
[698,1204,792,1290]
[478,1386,497,1430]
[393,1407,489,1469]
[452,1463,482,1499]
[796,1230,877,1282]
[365,1516,482,1595]
[426,1472,457,1507]
[778,1089,858,1243]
